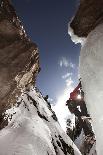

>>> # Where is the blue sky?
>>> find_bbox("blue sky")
[12,0,80,102]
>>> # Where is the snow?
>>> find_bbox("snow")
[74,130,85,151]
[75,130,97,155]
[68,24,86,46]
[0,87,81,155]
[52,87,74,132]
[68,23,103,155]
[52,72,74,132]
[89,143,97,155]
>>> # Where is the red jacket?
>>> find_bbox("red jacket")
[69,82,81,100]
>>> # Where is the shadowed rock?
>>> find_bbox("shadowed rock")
[0,0,40,124]
[70,0,103,37]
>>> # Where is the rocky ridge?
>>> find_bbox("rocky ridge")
[0,0,40,128]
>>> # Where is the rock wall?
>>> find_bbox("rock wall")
[0,0,40,128]
[70,0,103,37]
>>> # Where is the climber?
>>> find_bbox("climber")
[66,81,89,117]
[69,81,82,101]
[66,81,93,136]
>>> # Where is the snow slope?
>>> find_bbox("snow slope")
[0,87,81,155]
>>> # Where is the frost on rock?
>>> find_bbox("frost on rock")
[68,25,86,46]
[0,87,81,155]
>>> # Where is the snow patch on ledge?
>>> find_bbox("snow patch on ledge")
[68,24,86,46]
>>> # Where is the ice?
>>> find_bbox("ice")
[69,23,103,155]
[80,24,103,155]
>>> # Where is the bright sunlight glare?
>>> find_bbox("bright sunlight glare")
[52,86,74,132]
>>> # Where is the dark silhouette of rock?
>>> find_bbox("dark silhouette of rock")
[0,0,40,126]
[70,0,103,37]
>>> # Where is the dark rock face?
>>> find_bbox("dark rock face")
[70,0,103,37]
[0,0,40,119]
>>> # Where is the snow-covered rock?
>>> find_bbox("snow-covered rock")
[66,115,96,155]
[0,0,40,120]
[79,24,103,155]
[69,0,103,154]
[0,87,81,155]
[69,0,103,38]
[75,130,96,155]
